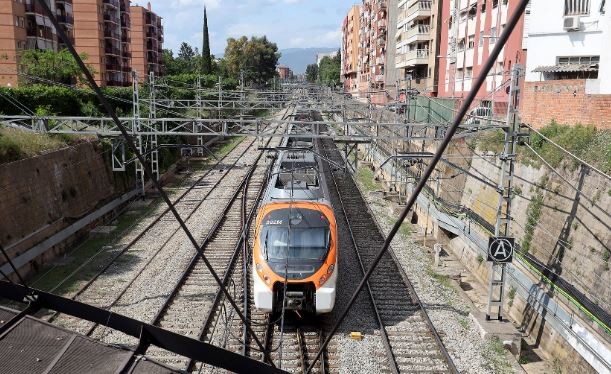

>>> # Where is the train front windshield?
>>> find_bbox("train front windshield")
[263,227,330,260]
[260,207,330,261]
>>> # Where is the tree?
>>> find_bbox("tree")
[178,42,196,61]
[305,64,319,83]
[318,50,341,87]
[201,7,212,74]
[19,49,94,85]
[224,36,280,86]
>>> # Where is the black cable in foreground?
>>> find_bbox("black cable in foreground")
[33,0,275,367]
[0,245,31,294]
[306,0,530,372]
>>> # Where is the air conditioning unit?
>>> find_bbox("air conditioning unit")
[563,16,581,31]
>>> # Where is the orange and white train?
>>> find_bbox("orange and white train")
[253,122,338,314]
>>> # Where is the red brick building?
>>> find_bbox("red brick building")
[437,0,526,114]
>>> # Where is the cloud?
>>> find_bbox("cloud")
[170,0,221,9]
[148,0,352,54]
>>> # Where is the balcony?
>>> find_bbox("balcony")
[406,1,432,22]
[104,29,121,40]
[405,24,430,43]
[105,46,121,56]
[378,20,387,30]
[104,13,119,25]
[25,2,46,15]
[121,13,130,28]
[374,74,385,82]
[103,0,120,9]
[57,13,74,25]
[405,48,429,65]
[106,62,122,73]
[26,26,54,41]
[26,37,54,50]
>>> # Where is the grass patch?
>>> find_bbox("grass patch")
[356,166,378,192]
[213,136,244,160]
[426,266,452,288]
[521,182,545,254]
[482,337,513,373]
[30,203,158,294]
[476,254,484,265]
[507,286,516,308]
[399,222,412,238]
[472,122,610,173]
[458,316,470,330]
[0,126,88,164]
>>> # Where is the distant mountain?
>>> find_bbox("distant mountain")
[279,47,339,74]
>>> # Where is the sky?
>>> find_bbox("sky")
[136,0,358,55]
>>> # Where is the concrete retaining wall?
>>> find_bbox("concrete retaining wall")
[0,141,133,278]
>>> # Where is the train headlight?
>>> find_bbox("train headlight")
[319,274,328,286]
[256,263,263,272]
[327,264,335,274]
[263,274,271,284]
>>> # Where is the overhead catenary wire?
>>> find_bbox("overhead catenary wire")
[32,0,275,367]
[307,1,531,372]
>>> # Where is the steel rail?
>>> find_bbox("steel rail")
[46,139,251,324]
[184,106,294,371]
[34,0,274,362]
[306,0,531,371]
[321,137,400,374]
[83,141,258,337]
[332,138,458,372]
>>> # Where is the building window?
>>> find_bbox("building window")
[490,27,497,44]
[458,38,465,52]
[14,16,25,28]
[493,0,499,8]
[466,67,473,79]
[456,68,464,80]
[564,0,590,15]
[16,40,26,50]
[557,55,599,65]
[481,1,486,13]
[468,35,475,49]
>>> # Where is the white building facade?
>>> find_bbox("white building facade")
[525,0,611,94]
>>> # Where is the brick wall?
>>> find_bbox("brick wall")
[522,79,611,129]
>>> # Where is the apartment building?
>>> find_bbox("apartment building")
[130,2,162,82]
[1,0,72,87]
[277,65,292,80]
[1,0,165,88]
[522,0,611,128]
[358,0,398,104]
[437,0,526,114]
[73,0,132,87]
[395,0,443,95]
[341,4,361,95]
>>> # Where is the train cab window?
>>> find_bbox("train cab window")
[261,208,331,262]
[262,227,330,261]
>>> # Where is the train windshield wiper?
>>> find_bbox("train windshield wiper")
[264,231,269,261]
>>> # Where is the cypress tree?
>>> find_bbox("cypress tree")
[202,7,212,74]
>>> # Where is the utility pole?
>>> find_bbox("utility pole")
[149,72,159,183]
[486,63,522,321]
[132,70,145,196]
[240,70,245,124]
[196,76,204,156]
[218,76,222,131]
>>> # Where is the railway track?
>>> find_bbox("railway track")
[319,136,457,374]
[142,149,271,368]
[48,105,294,337]
[48,137,257,330]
